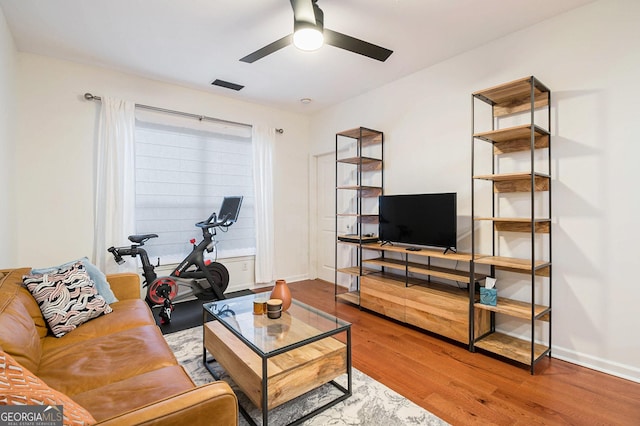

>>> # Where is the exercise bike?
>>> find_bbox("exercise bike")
[107,196,243,324]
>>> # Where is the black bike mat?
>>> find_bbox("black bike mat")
[153,289,254,335]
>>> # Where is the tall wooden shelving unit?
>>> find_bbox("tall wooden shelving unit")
[470,76,552,374]
[335,127,383,306]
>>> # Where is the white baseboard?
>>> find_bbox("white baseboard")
[281,274,310,284]
[552,345,640,384]
[249,274,311,292]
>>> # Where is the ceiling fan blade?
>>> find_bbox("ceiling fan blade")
[324,29,393,62]
[240,34,293,63]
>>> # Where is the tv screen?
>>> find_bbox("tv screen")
[379,193,457,250]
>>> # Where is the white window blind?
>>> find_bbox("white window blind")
[134,114,255,264]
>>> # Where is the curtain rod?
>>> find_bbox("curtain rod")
[83,93,284,134]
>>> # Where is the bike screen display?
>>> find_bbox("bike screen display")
[219,196,243,223]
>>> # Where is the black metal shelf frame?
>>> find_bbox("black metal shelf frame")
[469,76,552,374]
[334,127,384,304]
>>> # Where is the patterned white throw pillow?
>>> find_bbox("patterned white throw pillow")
[23,261,112,338]
[31,257,118,304]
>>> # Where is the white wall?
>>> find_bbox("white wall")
[0,6,17,267]
[12,54,310,286]
[310,0,640,382]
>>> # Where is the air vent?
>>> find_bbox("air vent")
[211,79,244,91]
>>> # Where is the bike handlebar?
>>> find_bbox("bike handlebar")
[196,212,232,229]
[202,211,217,224]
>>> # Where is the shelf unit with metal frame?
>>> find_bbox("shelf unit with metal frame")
[358,242,492,344]
[470,76,552,374]
[334,127,383,306]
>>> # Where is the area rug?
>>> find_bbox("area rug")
[164,325,448,426]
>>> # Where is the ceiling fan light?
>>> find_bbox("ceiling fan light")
[293,27,324,51]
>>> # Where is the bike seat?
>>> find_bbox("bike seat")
[128,234,158,244]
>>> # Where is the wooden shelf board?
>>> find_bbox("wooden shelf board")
[336,235,379,244]
[337,156,382,165]
[475,217,550,223]
[336,267,359,276]
[474,217,551,233]
[337,266,379,276]
[335,185,382,190]
[337,127,382,139]
[363,257,479,284]
[360,242,475,262]
[472,76,550,117]
[337,128,383,148]
[409,263,484,284]
[336,213,379,224]
[336,291,360,305]
[474,332,549,365]
[475,255,551,276]
[474,124,549,143]
[336,185,383,197]
[473,173,550,193]
[474,124,550,155]
[498,265,550,277]
[475,298,550,321]
[473,172,550,181]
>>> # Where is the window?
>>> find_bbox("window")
[134,116,255,264]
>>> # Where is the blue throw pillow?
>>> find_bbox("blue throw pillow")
[31,257,119,304]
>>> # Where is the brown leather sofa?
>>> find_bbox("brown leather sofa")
[0,267,238,425]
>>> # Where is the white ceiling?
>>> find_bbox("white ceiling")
[1,0,596,114]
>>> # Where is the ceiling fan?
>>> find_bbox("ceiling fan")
[240,0,393,63]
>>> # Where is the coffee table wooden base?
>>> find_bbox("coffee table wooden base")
[203,320,351,425]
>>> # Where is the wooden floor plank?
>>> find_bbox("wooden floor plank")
[286,279,640,425]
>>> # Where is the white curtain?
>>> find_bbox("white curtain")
[252,125,275,284]
[93,96,137,274]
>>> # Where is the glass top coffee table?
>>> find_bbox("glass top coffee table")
[203,294,352,426]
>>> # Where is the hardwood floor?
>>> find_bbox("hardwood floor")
[286,279,640,425]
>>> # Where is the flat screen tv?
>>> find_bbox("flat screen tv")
[379,193,457,251]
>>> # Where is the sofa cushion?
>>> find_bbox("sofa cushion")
[38,325,179,397]
[0,349,96,425]
[41,299,156,352]
[23,261,112,338]
[0,269,43,372]
[32,257,118,304]
[71,365,195,422]
[105,273,142,301]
